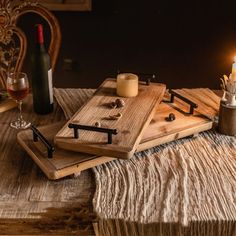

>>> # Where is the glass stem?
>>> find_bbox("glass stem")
[18,100,23,123]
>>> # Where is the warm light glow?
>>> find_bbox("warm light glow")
[232,57,236,73]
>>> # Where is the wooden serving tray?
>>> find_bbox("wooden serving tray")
[17,89,220,180]
[54,79,166,159]
[0,98,17,113]
[17,122,114,180]
[138,89,217,151]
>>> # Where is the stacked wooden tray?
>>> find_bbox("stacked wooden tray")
[17,79,220,179]
[54,79,166,159]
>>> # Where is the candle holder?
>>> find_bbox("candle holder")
[218,73,236,135]
[221,90,236,106]
[116,73,139,97]
[218,103,236,136]
[220,74,236,105]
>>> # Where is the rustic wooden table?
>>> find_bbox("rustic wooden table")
[0,95,96,235]
[0,89,227,235]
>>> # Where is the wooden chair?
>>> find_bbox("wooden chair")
[0,0,61,89]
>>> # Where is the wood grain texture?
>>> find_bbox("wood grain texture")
[39,0,92,11]
[0,202,96,235]
[17,122,115,180]
[0,94,96,235]
[138,88,220,151]
[0,98,17,113]
[55,79,166,159]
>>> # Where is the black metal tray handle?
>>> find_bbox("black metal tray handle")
[31,125,55,158]
[168,89,198,114]
[68,123,118,144]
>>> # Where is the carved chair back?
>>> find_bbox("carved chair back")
[0,0,61,89]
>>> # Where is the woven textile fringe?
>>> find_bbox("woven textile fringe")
[54,88,236,231]
[54,87,95,119]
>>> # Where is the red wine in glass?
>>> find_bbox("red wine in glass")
[7,72,31,129]
[7,87,29,101]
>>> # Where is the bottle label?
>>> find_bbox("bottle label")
[48,69,53,104]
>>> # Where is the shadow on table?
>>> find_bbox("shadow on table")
[0,204,97,235]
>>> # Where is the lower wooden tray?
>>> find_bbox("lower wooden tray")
[0,98,17,113]
[17,122,115,180]
[17,89,220,180]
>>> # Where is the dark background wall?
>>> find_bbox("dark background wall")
[20,0,236,89]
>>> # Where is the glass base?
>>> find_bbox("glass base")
[10,119,31,129]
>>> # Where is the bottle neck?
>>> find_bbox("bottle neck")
[36,24,44,44]
[36,43,46,52]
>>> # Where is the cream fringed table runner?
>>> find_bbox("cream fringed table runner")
[54,88,236,235]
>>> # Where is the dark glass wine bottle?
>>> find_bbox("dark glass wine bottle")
[31,24,53,114]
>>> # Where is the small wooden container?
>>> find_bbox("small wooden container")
[218,102,236,136]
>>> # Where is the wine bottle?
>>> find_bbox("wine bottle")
[31,24,53,114]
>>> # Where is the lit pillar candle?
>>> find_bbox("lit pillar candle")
[116,73,139,97]
[231,57,236,81]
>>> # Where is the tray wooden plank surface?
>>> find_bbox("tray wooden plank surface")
[17,122,114,180]
[17,88,220,180]
[54,79,166,159]
[0,98,17,113]
[138,88,219,151]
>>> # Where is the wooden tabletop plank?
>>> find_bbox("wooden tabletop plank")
[0,95,96,234]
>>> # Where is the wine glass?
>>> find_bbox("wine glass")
[6,72,31,129]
